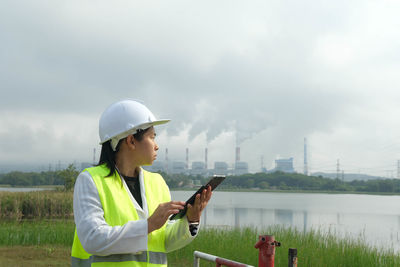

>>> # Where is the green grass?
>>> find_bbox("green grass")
[168,226,400,267]
[0,220,75,246]
[1,220,399,266]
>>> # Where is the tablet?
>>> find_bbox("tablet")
[169,175,226,220]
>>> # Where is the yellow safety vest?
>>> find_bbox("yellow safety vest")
[71,164,170,267]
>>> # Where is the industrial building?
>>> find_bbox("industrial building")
[149,161,164,172]
[270,157,295,173]
[234,161,249,175]
[214,161,229,175]
[191,161,207,176]
[170,161,186,174]
[142,146,297,176]
[145,160,233,176]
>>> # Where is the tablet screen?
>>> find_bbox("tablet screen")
[169,175,226,220]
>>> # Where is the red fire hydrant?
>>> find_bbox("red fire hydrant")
[254,235,281,267]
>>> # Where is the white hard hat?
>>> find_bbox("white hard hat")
[99,99,170,151]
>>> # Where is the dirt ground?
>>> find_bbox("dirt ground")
[0,246,70,267]
[0,246,193,266]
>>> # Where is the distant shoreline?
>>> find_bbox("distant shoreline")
[0,185,61,192]
[2,184,399,196]
[172,187,400,196]
[0,185,61,189]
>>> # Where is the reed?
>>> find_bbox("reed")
[0,191,73,220]
[1,209,399,266]
[0,220,75,246]
[168,226,400,267]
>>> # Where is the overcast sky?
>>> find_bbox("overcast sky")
[1,0,400,176]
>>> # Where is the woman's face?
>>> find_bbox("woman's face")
[134,127,159,166]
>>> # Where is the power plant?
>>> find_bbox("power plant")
[144,145,294,176]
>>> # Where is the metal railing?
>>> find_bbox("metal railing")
[193,251,254,267]
[193,235,297,267]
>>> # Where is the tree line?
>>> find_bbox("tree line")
[162,171,400,193]
[0,164,78,191]
[1,166,400,193]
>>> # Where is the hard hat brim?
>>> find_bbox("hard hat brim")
[98,119,170,145]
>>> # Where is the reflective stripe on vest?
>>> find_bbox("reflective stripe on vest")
[72,251,167,266]
[93,251,167,265]
[71,165,170,266]
[71,256,93,267]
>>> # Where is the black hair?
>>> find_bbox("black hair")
[97,128,150,177]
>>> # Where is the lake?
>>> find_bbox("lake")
[171,191,400,252]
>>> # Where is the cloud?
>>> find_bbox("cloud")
[1,0,400,174]
[0,111,98,164]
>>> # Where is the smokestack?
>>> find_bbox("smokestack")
[304,137,308,176]
[235,147,240,163]
[186,148,189,170]
[165,148,169,173]
[205,148,208,170]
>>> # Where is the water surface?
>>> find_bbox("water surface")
[172,191,400,251]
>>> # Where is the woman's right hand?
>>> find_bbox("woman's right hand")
[147,201,185,233]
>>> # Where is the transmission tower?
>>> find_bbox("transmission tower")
[303,137,308,176]
[336,159,340,179]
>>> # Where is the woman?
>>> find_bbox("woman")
[71,99,212,266]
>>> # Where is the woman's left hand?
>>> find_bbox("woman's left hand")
[186,185,212,222]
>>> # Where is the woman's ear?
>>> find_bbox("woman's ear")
[126,135,136,149]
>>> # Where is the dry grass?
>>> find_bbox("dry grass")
[0,246,70,267]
